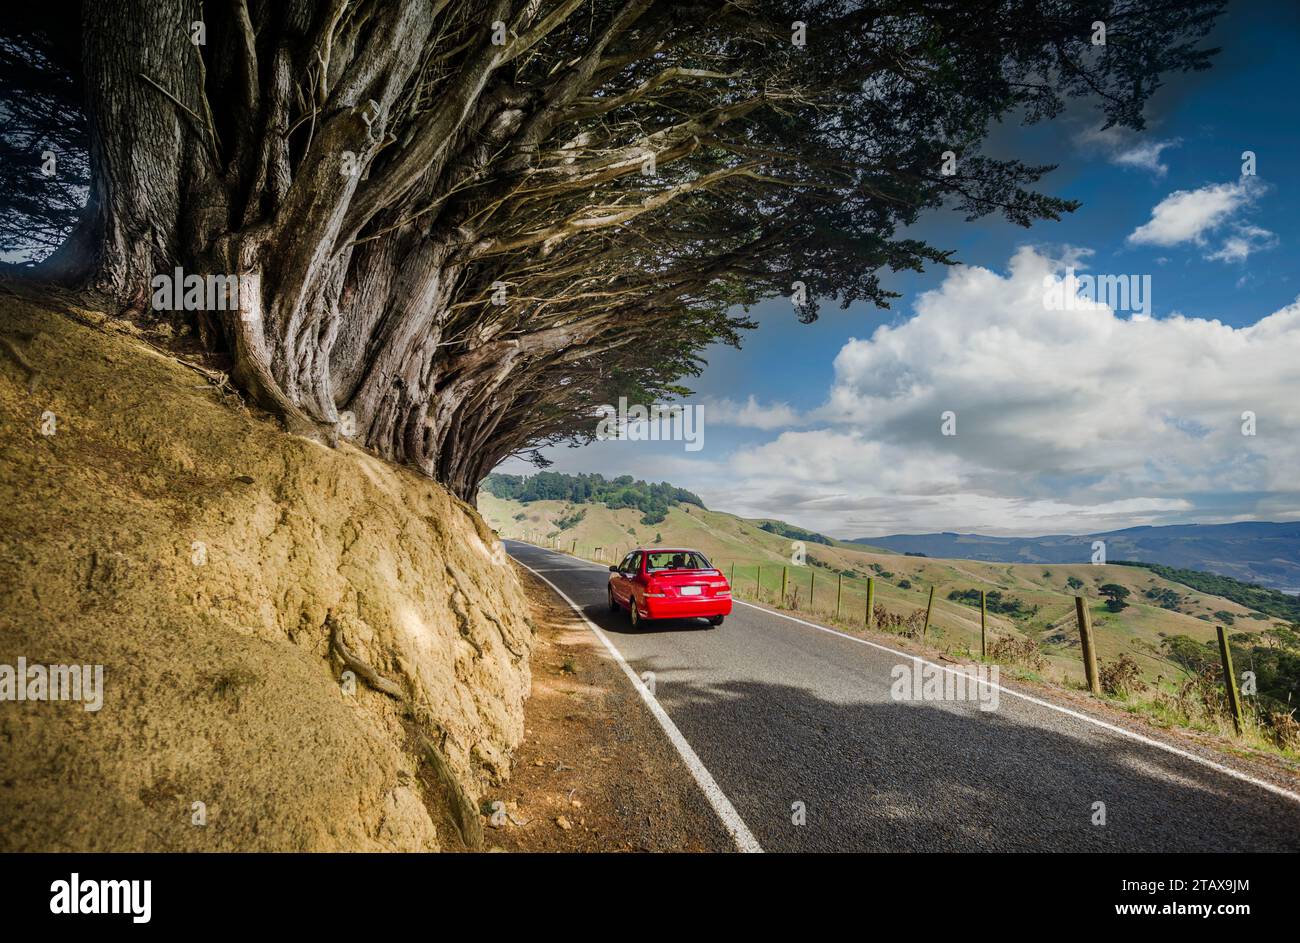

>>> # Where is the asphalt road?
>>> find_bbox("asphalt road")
[507,540,1300,852]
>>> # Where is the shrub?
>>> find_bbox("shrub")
[988,635,1046,670]
[872,605,926,638]
[1099,654,1145,697]
[554,508,586,530]
[1268,709,1300,751]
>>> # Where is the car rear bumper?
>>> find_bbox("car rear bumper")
[642,595,732,619]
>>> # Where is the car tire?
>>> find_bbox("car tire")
[708,615,724,627]
[629,601,641,629]
[608,586,619,612]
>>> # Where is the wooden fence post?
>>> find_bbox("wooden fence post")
[1216,625,1244,735]
[923,585,934,639]
[809,569,815,612]
[756,565,762,599]
[836,573,843,621]
[980,589,987,659]
[1075,596,1101,695]
[865,578,875,629]
[781,566,789,607]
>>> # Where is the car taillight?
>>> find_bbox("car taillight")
[708,580,727,587]
[644,578,667,598]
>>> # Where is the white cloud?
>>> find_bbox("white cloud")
[720,247,1300,535]
[498,248,1300,538]
[1111,139,1180,176]
[703,395,802,430]
[1074,124,1180,176]
[1127,180,1255,247]
[1206,224,1278,263]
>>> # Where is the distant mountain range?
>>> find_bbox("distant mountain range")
[853,522,1300,594]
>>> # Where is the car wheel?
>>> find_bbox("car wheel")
[608,586,619,612]
[629,601,641,629]
[708,615,725,627]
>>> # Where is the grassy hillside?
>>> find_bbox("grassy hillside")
[478,492,1289,687]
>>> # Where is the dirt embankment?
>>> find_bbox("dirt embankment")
[0,294,533,851]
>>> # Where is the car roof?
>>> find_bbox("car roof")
[637,548,701,554]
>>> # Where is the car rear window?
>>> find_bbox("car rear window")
[645,551,711,571]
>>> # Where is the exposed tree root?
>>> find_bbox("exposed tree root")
[326,609,484,849]
[0,333,40,392]
[326,609,404,700]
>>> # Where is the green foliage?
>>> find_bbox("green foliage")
[947,588,1038,617]
[1115,561,1300,622]
[1144,586,1182,610]
[1162,627,1300,711]
[1161,634,1217,675]
[1066,576,1084,590]
[1099,583,1130,612]
[1213,609,1235,626]
[482,472,704,528]
[553,508,586,531]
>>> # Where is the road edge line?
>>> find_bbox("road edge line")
[512,554,764,853]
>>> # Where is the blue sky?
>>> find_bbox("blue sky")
[499,1,1300,539]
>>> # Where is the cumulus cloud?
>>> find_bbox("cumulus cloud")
[1127,178,1275,263]
[502,247,1299,537]
[722,247,1300,535]
[1127,180,1253,247]
[703,395,803,430]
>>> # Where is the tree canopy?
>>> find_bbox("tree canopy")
[0,1,1224,498]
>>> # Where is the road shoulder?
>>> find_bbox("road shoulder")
[483,563,734,852]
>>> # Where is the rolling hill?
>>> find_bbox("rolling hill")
[852,523,1300,593]
[477,476,1294,688]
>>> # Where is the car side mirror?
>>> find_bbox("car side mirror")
[608,565,618,572]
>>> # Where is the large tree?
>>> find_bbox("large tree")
[2,0,1222,499]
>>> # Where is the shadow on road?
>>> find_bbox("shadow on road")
[587,602,716,635]
[620,656,1300,853]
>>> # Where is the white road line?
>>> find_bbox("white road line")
[511,542,1300,807]
[513,555,764,853]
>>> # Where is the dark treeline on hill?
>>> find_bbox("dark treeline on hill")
[482,472,703,526]
[757,521,832,545]
[1116,561,1300,624]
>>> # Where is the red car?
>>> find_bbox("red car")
[607,548,732,628]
